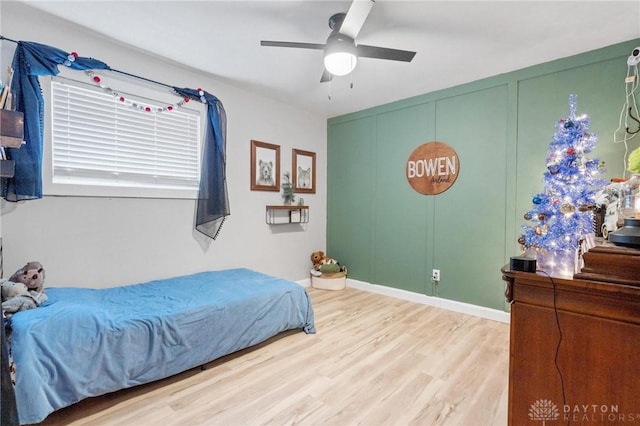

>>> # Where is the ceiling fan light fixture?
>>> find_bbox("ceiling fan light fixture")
[324,51,357,76]
[323,33,358,76]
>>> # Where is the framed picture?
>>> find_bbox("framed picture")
[251,140,280,191]
[292,149,316,194]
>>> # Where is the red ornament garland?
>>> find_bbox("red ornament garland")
[61,54,208,113]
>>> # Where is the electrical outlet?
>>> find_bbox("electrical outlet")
[432,269,440,282]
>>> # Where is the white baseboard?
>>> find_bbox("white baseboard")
[346,278,510,324]
[296,278,311,288]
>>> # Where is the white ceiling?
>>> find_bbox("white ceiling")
[17,0,640,118]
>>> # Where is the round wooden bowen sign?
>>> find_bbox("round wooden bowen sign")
[406,141,460,195]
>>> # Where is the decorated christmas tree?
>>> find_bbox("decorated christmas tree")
[519,95,606,257]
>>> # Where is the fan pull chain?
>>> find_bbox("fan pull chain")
[350,57,355,89]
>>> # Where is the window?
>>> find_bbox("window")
[46,73,202,198]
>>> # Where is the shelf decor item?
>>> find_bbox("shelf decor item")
[519,94,606,277]
[281,171,295,205]
[290,209,301,223]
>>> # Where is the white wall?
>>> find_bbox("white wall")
[0,2,327,287]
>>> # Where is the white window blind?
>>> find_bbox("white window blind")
[51,79,201,191]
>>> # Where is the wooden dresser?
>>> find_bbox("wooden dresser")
[502,245,640,425]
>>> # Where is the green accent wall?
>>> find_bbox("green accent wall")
[374,104,433,295]
[327,39,640,312]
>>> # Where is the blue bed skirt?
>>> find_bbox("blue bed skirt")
[9,268,315,424]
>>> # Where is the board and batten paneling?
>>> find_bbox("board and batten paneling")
[373,104,434,295]
[328,39,640,312]
[432,85,508,310]
[327,117,376,282]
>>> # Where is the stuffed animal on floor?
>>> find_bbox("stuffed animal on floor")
[1,279,48,317]
[10,261,46,294]
[310,251,337,270]
[310,251,347,276]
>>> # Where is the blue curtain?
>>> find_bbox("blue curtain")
[2,40,109,201]
[173,88,229,239]
[2,39,229,240]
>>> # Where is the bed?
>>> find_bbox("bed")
[7,268,316,424]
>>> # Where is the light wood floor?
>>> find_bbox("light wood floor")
[40,287,510,426]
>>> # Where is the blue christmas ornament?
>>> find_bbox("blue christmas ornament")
[564,121,575,129]
[532,196,542,204]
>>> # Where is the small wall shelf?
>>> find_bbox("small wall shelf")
[266,205,309,225]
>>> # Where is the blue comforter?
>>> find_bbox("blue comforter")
[9,268,315,424]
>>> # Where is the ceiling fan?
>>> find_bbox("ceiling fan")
[260,0,416,83]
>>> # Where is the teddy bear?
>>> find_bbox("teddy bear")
[310,251,347,276]
[1,279,47,317]
[1,262,48,317]
[310,251,336,271]
[10,261,46,294]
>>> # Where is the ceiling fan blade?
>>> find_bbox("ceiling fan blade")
[260,41,325,50]
[356,44,416,62]
[339,0,374,39]
[320,69,333,83]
